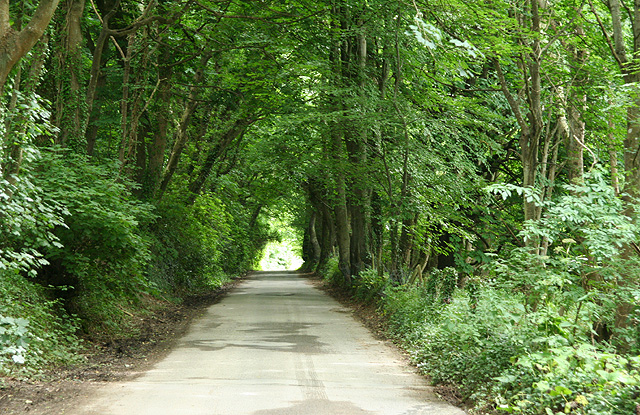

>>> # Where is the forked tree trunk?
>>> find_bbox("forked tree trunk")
[186,117,252,204]
[145,45,172,196]
[0,0,60,94]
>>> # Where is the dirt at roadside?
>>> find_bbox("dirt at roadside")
[0,279,243,415]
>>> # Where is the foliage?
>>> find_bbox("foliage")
[339,173,640,413]
[3,5,640,415]
[353,268,390,303]
[369,278,640,415]
[0,95,65,278]
[491,344,640,415]
[0,269,82,377]
[149,194,233,293]
[29,150,156,335]
[523,169,636,261]
[424,267,459,303]
[320,255,343,287]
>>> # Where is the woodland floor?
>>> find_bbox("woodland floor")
[0,273,464,414]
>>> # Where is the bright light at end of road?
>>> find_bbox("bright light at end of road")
[259,240,304,271]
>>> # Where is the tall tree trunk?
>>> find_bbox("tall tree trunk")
[608,114,620,195]
[85,70,106,155]
[145,44,172,197]
[2,34,49,187]
[329,0,351,284]
[118,31,135,163]
[120,29,152,169]
[317,198,335,273]
[566,25,588,184]
[601,0,640,347]
[332,129,352,284]
[492,0,544,227]
[566,100,586,183]
[82,0,119,140]
[54,0,85,146]
[308,212,321,270]
[347,16,371,277]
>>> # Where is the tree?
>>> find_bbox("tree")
[0,0,60,94]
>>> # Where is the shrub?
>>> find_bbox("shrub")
[0,269,82,378]
[320,255,343,287]
[150,195,231,293]
[353,268,389,303]
[491,344,640,415]
[32,151,156,336]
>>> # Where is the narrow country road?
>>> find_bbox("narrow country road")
[69,271,465,415]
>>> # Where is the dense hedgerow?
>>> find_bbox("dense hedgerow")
[377,278,640,414]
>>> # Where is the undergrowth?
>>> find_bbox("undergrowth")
[0,270,83,379]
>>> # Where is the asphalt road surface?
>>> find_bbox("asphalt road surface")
[69,271,466,415]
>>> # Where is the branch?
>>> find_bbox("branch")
[492,58,528,134]
[605,0,629,67]
[412,63,502,93]
[193,0,326,25]
[588,0,624,68]
[540,0,587,57]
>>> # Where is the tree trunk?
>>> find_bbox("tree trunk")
[120,29,152,169]
[85,70,107,155]
[186,117,252,203]
[317,199,335,273]
[156,52,211,200]
[347,19,371,277]
[308,212,321,270]
[0,0,60,94]
[608,115,620,195]
[83,0,119,140]
[329,0,351,284]
[566,25,588,184]
[332,134,352,284]
[54,0,85,146]
[145,45,173,196]
[603,0,640,348]
[2,34,49,186]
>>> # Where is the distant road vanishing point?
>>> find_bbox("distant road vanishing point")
[68,271,466,415]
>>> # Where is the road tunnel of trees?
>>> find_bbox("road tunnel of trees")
[1,0,640,412]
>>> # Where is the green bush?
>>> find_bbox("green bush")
[382,284,438,346]
[491,345,640,415]
[150,195,231,292]
[0,270,82,378]
[424,267,459,303]
[149,193,269,294]
[320,255,343,286]
[376,276,640,414]
[32,151,156,335]
[353,268,389,303]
